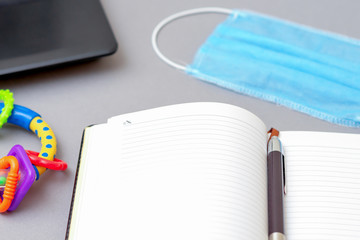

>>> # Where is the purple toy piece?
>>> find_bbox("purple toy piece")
[6,145,36,211]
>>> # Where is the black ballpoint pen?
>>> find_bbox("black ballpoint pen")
[267,135,286,240]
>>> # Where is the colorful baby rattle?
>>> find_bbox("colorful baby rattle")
[0,89,67,212]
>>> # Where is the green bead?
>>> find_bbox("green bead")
[0,176,6,186]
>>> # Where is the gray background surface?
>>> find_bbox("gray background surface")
[1,0,360,239]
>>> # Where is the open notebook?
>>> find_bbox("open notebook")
[66,102,360,240]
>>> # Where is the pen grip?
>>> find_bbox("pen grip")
[267,151,285,235]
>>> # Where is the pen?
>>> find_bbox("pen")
[267,135,286,240]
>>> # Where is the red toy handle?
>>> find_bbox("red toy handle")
[25,150,67,171]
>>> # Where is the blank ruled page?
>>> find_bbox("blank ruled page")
[80,102,267,240]
[281,131,360,240]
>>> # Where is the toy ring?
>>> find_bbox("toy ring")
[26,150,67,171]
[0,90,66,212]
[0,89,14,128]
[0,103,57,180]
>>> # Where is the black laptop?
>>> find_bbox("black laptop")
[0,0,117,76]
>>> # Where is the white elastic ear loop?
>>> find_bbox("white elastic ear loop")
[151,7,232,71]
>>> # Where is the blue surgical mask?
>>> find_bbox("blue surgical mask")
[152,8,360,127]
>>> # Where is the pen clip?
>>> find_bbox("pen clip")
[283,155,286,195]
[268,128,286,194]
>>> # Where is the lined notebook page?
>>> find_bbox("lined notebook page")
[70,102,268,240]
[281,131,360,240]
